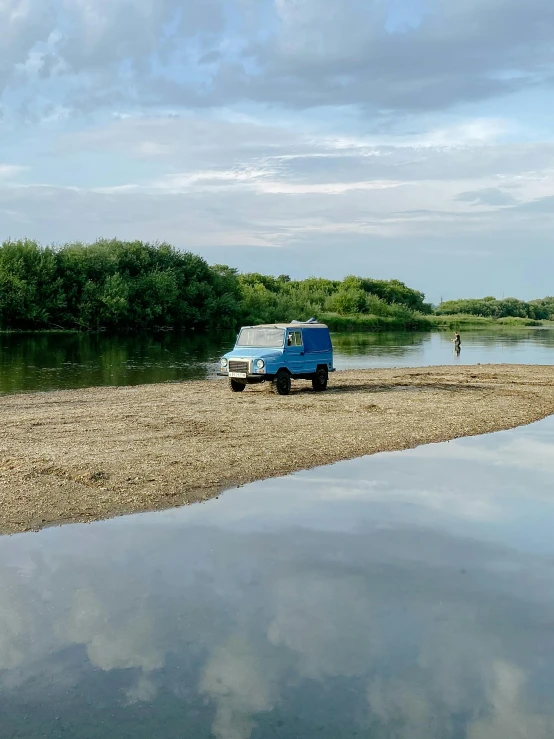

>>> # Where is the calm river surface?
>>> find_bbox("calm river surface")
[1,328,554,394]
[2,417,554,737]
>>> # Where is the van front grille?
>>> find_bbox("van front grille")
[229,360,250,373]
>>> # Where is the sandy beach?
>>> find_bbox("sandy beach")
[1,364,554,535]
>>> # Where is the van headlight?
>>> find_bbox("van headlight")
[221,358,228,368]
[256,359,265,369]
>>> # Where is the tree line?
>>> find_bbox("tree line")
[435,297,554,321]
[0,239,432,331]
[1,239,551,332]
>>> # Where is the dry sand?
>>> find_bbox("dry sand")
[1,364,554,535]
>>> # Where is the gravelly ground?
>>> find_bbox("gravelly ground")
[1,364,554,535]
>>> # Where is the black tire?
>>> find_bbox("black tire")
[312,367,328,392]
[230,379,246,392]
[274,370,291,396]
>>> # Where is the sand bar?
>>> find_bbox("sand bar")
[1,364,554,535]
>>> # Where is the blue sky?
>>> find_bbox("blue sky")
[1,0,554,302]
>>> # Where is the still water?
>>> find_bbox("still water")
[1,328,554,394]
[2,417,554,737]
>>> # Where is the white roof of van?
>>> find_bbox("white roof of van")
[249,323,328,329]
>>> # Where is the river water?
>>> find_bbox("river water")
[1,328,554,394]
[2,417,554,737]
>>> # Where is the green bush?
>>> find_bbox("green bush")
[436,296,554,321]
[319,312,433,332]
[0,238,441,333]
[0,239,241,332]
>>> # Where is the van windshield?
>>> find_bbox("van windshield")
[236,327,285,348]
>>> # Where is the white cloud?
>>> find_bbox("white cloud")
[200,636,278,739]
[0,164,25,178]
[0,0,57,89]
[267,573,378,679]
[1,0,553,115]
[64,587,165,672]
[468,661,554,739]
[2,111,554,296]
[367,677,439,738]
[412,436,554,477]
[0,1,553,296]
[3,112,554,250]
[125,674,158,704]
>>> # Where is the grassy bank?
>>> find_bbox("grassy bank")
[428,314,546,330]
[322,313,552,333]
[319,312,433,332]
[1,314,551,336]
[320,313,551,333]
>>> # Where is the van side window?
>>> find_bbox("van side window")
[287,331,303,347]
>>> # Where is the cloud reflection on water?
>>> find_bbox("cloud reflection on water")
[1,418,554,737]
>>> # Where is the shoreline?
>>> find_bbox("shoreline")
[2,364,554,535]
[2,318,553,337]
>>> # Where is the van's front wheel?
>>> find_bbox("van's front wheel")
[274,370,291,396]
[230,379,246,392]
[312,367,328,392]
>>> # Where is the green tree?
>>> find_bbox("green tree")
[0,238,438,332]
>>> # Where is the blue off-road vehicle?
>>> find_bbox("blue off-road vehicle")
[218,320,334,395]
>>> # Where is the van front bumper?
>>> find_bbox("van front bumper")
[217,372,268,381]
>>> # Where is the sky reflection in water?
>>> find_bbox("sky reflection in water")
[2,418,554,737]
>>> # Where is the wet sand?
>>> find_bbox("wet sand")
[1,364,554,535]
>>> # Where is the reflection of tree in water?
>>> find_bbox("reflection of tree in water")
[3,328,554,394]
[331,331,429,357]
[463,329,554,349]
[1,517,554,738]
[0,331,233,394]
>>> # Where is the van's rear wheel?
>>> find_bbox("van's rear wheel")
[230,379,246,392]
[274,370,291,396]
[312,367,328,392]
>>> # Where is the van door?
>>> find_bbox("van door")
[284,330,304,374]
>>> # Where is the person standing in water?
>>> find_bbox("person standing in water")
[453,332,461,354]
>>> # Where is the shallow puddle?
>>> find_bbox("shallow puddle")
[2,417,554,737]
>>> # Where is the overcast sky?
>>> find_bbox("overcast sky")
[1,0,554,301]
